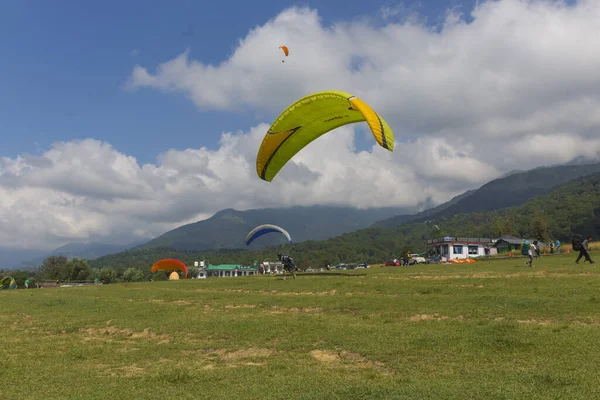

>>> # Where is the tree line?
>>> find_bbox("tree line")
[1,255,202,288]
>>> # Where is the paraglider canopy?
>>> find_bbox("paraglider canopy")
[151,258,188,279]
[279,45,289,62]
[245,224,292,246]
[256,90,394,182]
[0,276,17,290]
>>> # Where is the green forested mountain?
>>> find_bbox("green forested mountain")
[135,205,413,251]
[373,162,600,228]
[90,172,600,272]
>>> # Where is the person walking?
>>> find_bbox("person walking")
[576,236,595,264]
[525,240,538,267]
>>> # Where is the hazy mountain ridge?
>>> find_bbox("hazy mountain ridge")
[135,205,416,251]
[373,162,600,229]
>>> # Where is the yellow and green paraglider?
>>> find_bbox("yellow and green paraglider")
[0,276,17,290]
[256,90,394,182]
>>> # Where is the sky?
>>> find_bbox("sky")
[1,0,599,252]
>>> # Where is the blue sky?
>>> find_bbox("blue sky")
[1,0,477,165]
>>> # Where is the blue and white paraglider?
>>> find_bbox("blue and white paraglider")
[245,224,292,246]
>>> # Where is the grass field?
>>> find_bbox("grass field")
[2,252,599,399]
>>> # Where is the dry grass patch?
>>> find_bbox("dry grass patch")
[225,304,257,309]
[408,314,450,321]
[79,326,171,344]
[310,350,392,375]
[266,306,322,314]
[219,348,275,360]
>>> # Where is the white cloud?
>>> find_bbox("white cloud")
[3,1,600,251]
[0,121,508,250]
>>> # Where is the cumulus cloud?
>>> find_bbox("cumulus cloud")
[0,126,492,250]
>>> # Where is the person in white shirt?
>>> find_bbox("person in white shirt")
[526,240,538,267]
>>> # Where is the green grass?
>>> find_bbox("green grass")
[2,252,600,399]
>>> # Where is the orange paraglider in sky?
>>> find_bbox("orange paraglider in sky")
[151,258,188,279]
[279,45,288,62]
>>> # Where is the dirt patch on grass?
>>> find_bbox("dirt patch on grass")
[453,284,485,288]
[310,350,392,375]
[220,348,274,360]
[408,314,450,321]
[266,306,322,314]
[517,319,553,326]
[110,365,145,377]
[225,304,257,309]
[311,350,340,363]
[223,289,338,296]
[79,326,171,344]
[185,347,275,362]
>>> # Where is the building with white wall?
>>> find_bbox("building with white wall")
[427,236,495,261]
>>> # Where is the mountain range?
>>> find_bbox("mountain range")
[136,205,415,252]
[372,162,600,228]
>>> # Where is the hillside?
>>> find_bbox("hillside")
[371,189,476,229]
[135,205,414,251]
[373,162,600,228]
[90,172,600,272]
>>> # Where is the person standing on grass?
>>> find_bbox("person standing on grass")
[277,253,296,280]
[555,239,561,254]
[576,236,595,264]
[526,240,538,267]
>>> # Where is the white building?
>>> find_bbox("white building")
[427,236,495,261]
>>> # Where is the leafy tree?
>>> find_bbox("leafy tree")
[123,268,144,282]
[152,271,168,281]
[187,265,200,278]
[69,257,91,281]
[531,210,550,242]
[39,256,71,281]
[93,267,118,283]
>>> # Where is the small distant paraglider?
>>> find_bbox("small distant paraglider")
[279,45,289,62]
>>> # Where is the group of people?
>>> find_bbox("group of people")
[273,236,595,275]
[525,235,594,268]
